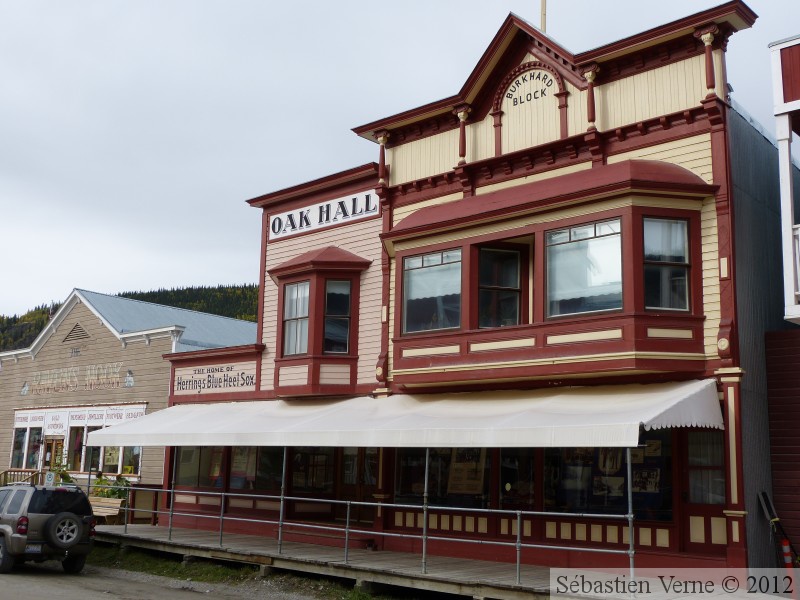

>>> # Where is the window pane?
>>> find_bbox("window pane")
[688,431,723,466]
[404,250,462,333]
[87,427,101,471]
[547,233,622,316]
[324,317,349,353]
[689,469,726,504]
[255,447,284,492]
[570,224,595,240]
[199,447,224,488]
[325,281,350,316]
[121,447,141,474]
[292,447,334,493]
[284,281,309,319]
[395,447,489,509]
[284,317,309,355]
[11,429,26,469]
[500,448,535,509]
[479,290,520,327]
[645,265,688,310]
[103,446,120,473]
[176,447,201,486]
[68,427,84,471]
[644,219,687,263]
[230,447,257,490]
[26,428,42,469]
[479,249,519,288]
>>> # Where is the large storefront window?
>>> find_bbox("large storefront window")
[25,428,42,469]
[11,429,26,468]
[500,448,535,509]
[121,446,141,474]
[395,448,490,509]
[229,447,285,491]
[403,249,462,333]
[103,446,120,473]
[292,447,334,494]
[544,429,673,521]
[176,446,224,487]
[546,218,622,317]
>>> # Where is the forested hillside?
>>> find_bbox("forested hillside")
[0,284,258,352]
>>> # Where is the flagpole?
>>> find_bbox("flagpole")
[541,0,546,32]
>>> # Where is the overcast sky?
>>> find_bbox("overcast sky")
[0,0,795,316]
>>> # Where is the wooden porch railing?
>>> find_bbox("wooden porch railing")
[0,469,43,486]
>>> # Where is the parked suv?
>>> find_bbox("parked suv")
[0,483,95,573]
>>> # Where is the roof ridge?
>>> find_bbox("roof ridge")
[76,288,257,325]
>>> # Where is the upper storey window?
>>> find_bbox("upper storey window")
[546,218,622,317]
[283,281,310,355]
[479,249,521,328]
[644,218,689,311]
[324,281,351,353]
[403,249,462,333]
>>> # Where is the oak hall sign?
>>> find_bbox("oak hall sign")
[268,190,378,241]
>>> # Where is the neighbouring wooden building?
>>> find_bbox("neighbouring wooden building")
[0,289,257,487]
[93,1,792,570]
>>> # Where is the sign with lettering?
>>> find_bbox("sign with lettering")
[174,361,257,395]
[503,69,555,109]
[13,404,147,434]
[27,362,129,396]
[268,190,379,241]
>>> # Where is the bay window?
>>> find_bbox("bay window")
[403,249,462,333]
[546,218,622,317]
[644,218,689,310]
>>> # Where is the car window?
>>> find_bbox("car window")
[29,489,92,516]
[6,490,27,515]
[0,490,10,512]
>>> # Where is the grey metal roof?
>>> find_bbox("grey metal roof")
[76,289,257,352]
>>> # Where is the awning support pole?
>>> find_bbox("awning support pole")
[515,510,522,584]
[278,446,288,555]
[422,447,430,575]
[344,501,351,564]
[168,447,177,541]
[626,447,635,590]
[218,492,226,547]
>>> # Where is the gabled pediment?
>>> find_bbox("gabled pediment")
[352,2,756,146]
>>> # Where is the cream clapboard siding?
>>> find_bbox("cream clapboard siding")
[596,54,707,132]
[0,301,170,485]
[608,134,720,359]
[385,51,725,189]
[387,128,460,187]
[469,112,496,163]
[261,217,383,389]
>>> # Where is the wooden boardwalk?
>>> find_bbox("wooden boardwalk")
[95,523,551,599]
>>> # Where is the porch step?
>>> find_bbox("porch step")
[280,527,376,550]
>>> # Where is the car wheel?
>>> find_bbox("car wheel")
[45,512,84,550]
[61,554,86,574]
[0,537,14,573]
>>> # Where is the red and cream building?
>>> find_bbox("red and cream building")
[93,1,788,570]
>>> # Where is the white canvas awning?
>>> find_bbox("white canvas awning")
[86,379,722,449]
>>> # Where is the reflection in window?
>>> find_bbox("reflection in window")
[479,249,521,328]
[176,446,224,488]
[543,429,673,521]
[11,429,26,469]
[292,447,334,493]
[688,430,725,504]
[644,218,689,310]
[546,219,622,316]
[324,280,351,353]
[26,428,42,469]
[68,427,84,471]
[500,448,535,509]
[122,446,141,474]
[403,249,462,333]
[284,281,310,355]
[395,448,489,509]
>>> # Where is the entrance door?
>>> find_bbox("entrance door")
[681,430,727,553]
[337,447,378,523]
[44,438,64,470]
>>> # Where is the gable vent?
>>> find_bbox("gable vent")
[63,323,90,343]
